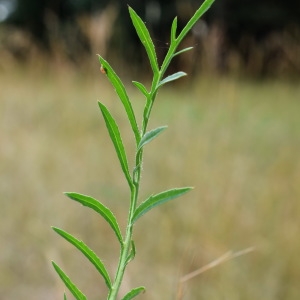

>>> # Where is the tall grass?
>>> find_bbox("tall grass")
[0,67,300,299]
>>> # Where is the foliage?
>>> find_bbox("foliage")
[52,1,215,299]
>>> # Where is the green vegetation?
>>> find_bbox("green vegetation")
[50,1,214,299]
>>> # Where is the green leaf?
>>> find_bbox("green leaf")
[52,261,87,300]
[171,17,178,42]
[158,72,187,87]
[132,81,149,98]
[177,0,215,45]
[160,0,214,77]
[173,47,194,58]
[132,187,193,223]
[52,227,112,289]
[125,240,136,266]
[98,102,133,188]
[137,126,167,151]
[64,293,67,300]
[65,192,123,245]
[98,56,140,144]
[122,287,146,300]
[128,6,159,73]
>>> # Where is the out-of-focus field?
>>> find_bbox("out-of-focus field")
[1,67,300,300]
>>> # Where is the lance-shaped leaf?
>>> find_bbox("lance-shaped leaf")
[132,187,193,224]
[52,227,112,289]
[52,261,87,300]
[128,7,159,73]
[132,81,149,98]
[158,72,187,88]
[177,0,215,45]
[122,287,146,300]
[125,240,136,266]
[65,192,123,245]
[98,56,140,144]
[98,102,133,188]
[137,126,167,151]
[171,16,178,42]
[173,47,194,58]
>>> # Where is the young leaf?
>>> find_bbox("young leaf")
[158,72,187,88]
[52,261,87,300]
[128,6,159,73]
[137,126,167,151]
[122,287,146,300]
[171,16,178,42]
[125,240,136,266]
[132,187,193,223]
[132,81,149,98]
[98,102,133,188]
[52,227,112,289]
[173,47,194,58]
[65,192,123,245]
[98,56,140,144]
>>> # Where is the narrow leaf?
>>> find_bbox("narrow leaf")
[64,293,67,300]
[122,287,146,300]
[52,227,112,289]
[171,17,178,42]
[65,192,123,245]
[132,187,193,223]
[125,240,136,266]
[98,102,133,188]
[137,126,167,151]
[177,0,215,45]
[128,7,159,73]
[52,261,87,300]
[132,81,149,98]
[158,72,187,87]
[173,47,194,57]
[98,56,140,144]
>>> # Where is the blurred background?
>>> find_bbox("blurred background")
[0,0,300,299]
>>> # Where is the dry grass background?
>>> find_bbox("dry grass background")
[1,66,300,299]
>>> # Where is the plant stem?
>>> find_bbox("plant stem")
[108,153,142,300]
[107,3,216,297]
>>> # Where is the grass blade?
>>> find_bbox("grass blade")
[65,192,123,245]
[132,187,193,223]
[121,287,146,300]
[52,261,87,300]
[137,126,167,151]
[132,81,149,98]
[98,56,140,144]
[158,72,187,87]
[128,6,159,73]
[98,102,133,188]
[52,227,112,289]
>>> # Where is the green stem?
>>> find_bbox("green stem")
[107,183,138,300]
[107,143,143,300]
